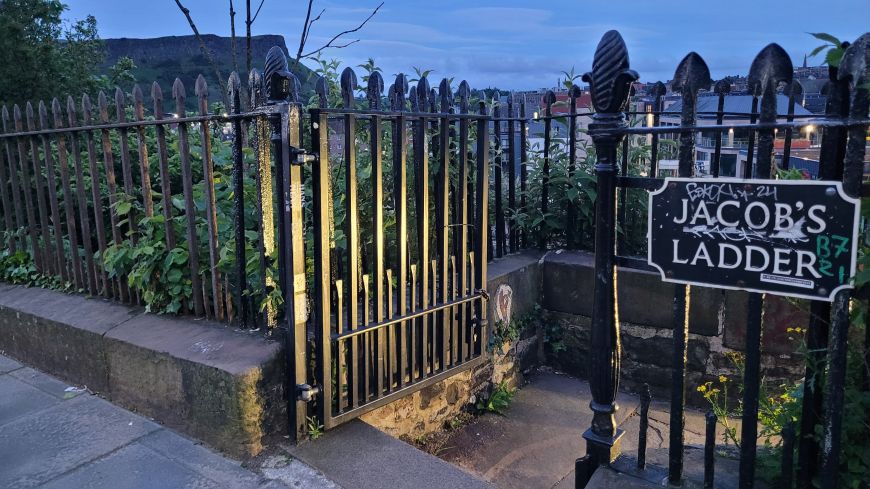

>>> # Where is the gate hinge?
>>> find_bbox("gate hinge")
[296,383,321,402]
[475,289,490,301]
[289,147,317,165]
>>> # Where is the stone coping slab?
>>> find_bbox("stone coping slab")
[0,284,285,458]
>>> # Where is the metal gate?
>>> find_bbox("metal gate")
[261,48,493,438]
[574,31,869,489]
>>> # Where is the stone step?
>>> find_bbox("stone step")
[585,467,663,488]
[290,420,496,489]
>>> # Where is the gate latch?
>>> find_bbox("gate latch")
[289,147,317,165]
[296,383,321,402]
[475,289,490,302]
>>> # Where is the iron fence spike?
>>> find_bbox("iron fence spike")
[340,67,358,109]
[367,71,384,109]
[747,43,793,97]
[672,52,712,95]
[838,32,870,86]
[194,74,208,97]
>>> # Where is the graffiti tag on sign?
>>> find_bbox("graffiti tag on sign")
[647,178,860,301]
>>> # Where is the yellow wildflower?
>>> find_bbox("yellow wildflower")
[697,384,707,393]
[719,375,728,383]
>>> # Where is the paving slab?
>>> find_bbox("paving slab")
[10,366,87,400]
[0,353,21,373]
[0,375,59,426]
[38,442,227,489]
[0,394,161,488]
[292,419,495,489]
[438,369,762,489]
[0,354,338,489]
[139,428,272,488]
[439,370,639,489]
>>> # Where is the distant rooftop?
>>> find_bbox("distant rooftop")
[665,94,813,117]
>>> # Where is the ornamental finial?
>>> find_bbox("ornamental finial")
[582,30,639,113]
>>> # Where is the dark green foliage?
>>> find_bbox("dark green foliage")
[476,380,516,415]
[0,0,104,106]
[488,306,540,354]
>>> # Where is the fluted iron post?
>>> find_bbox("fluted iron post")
[575,30,638,488]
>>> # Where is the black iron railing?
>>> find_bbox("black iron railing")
[573,30,870,489]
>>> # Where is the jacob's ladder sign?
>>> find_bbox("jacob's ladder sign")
[648,178,861,301]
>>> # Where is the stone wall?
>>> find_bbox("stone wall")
[543,251,807,406]
[0,283,286,458]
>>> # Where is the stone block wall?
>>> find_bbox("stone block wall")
[543,251,808,407]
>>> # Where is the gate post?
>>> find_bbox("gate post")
[264,46,308,443]
[575,30,637,487]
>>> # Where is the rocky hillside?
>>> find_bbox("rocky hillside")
[101,34,317,110]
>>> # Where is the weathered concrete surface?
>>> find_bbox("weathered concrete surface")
[0,354,335,489]
[291,419,495,489]
[0,285,137,392]
[438,369,748,489]
[0,284,286,458]
[582,468,660,489]
[439,369,639,489]
[104,313,286,458]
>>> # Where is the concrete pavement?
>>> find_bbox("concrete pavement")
[0,353,337,489]
[439,368,746,489]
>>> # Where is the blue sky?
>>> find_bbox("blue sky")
[62,0,866,90]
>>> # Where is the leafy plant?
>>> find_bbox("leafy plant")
[476,380,516,415]
[488,306,541,353]
[700,322,869,487]
[808,32,846,68]
[306,415,324,440]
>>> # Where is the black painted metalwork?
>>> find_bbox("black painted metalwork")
[575,30,638,488]
[796,59,850,489]
[781,80,803,169]
[539,90,556,249]
[493,96,504,259]
[507,95,518,253]
[519,100,528,249]
[704,411,716,489]
[821,34,870,489]
[739,43,793,489]
[1,32,868,471]
[637,384,650,471]
[711,80,730,177]
[648,81,666,177]
[229,72,250,329]
[668,51,711,486]
[566,85,582,249]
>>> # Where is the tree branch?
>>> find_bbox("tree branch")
[249,0,266,24]
[303,8,326,51]
[295,0,316,62]
[173,0,229,107]
[300,1,383,60]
